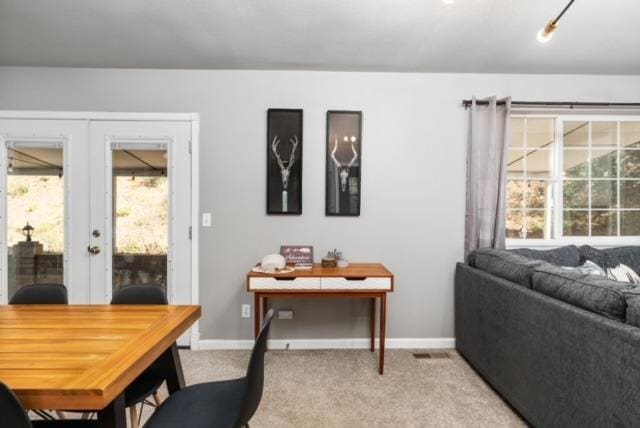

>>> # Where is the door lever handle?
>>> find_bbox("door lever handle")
[87,245,101,255]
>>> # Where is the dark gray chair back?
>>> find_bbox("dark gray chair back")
[0,382,32,428]
[111,284,167,305]
[235,309,275,428]
[9,283,68,305]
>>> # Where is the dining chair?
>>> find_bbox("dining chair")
[111,284,169,428]
[0,381,32,428]
[9,283,68,304]
[144,309,275,428]
[9,283,69,421]
[1,381,96,427]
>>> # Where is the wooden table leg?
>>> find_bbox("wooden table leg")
[158,343,185,394]
[254,293,261,338]
[379,293,386,375]
[370,297,376,352]
[97,392,126,428]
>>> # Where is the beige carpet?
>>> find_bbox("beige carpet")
[137,349,525,428]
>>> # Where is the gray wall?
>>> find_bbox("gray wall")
[1,67,640,342]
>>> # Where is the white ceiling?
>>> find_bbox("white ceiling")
[1,0,639,74]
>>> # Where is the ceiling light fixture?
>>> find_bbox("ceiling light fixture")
[537,0,576,43]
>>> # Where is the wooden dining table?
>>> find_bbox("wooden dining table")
[0,304,201,427]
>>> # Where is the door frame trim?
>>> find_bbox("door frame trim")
[0,111,201,349]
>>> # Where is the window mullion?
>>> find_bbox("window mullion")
[554,118,563,239]
[588,121,592,237]
[523,118,528,239]
[617,121,621,236]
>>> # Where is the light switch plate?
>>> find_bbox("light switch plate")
[202,212,212,227]
[278,310,294,320]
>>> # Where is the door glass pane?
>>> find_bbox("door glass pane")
[112,148,168,295]
[507,149,525,178]
[591,180,617,209]
[510,118,524,147]
[526,149,552,179]
[527,118,554,148]
[621,180,640,208]
[563,121,589,146]
[621,150,640,178]
[564,149,589,178]
[6,146,64,300]
[591,122,617,147]
[621,211,640,236]
[506,210,524,238]
[591,211,617,236]
[563,210,589,236]
[526,180,552,209]
[526,210,548,239]
[507,180,524,209]
[621,122,640,149]
[591,149,617,178]
[563,180,589,209]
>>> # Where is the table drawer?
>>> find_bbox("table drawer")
[248,277,321,290]
[320,277,392,290]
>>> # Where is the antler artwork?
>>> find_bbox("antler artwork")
[331,136,358,192]
[272,135,298,189]
[272,135,299,212]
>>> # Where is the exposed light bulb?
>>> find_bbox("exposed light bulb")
[350,136,357,142]
[343,136,348,142]
[537,21,557,43]
[8,161,13,173]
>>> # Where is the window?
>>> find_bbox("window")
[507,116,640,243]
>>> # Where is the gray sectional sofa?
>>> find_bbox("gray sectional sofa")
[455,245,640,428]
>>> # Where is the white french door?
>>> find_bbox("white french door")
[0,119,89,304]
[0,115,195,343]
[88,121,192,307]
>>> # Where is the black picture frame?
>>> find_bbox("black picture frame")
[267,109,303,215]
[325,110,362,216]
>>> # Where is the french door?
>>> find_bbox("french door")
[0,116,194,343]
[88,121,192,306]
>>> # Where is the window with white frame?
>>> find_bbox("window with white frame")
[507,116,640,241]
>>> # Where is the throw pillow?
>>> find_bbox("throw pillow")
[563,260,606,277]
[607,263,640,285]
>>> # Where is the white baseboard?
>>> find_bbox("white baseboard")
[196,337,455,351]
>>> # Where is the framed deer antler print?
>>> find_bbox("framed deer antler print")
[326,111,362,216]
[267,109,303,215]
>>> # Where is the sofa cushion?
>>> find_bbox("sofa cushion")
[624,289,640,327]
[579,245,640,274]
[532,264,637,321]
[474,248,546,288]
[510,245,581,267]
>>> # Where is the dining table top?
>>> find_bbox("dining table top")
[0,304,201,410]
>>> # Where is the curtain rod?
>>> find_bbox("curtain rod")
[461,100,640,109]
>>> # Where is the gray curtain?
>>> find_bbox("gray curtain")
[464,96,511,258]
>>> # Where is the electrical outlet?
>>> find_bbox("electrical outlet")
[241,304,251,318]
[278,310,294,320]
[202,212,212,227]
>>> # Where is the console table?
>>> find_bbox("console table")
[246,263,394,374]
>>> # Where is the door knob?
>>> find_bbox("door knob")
[87,245,101,255]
